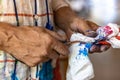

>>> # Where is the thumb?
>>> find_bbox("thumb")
[86,20,100,31]
[85,20,99,37]
[71,18,92,34]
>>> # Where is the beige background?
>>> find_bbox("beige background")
[90,48,120,80]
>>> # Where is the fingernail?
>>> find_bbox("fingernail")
[101,45,110,51]
[89,45,96,52]
[90,45,101,52]
[85,30,97,37]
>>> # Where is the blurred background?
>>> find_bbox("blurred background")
[60,0,120,80]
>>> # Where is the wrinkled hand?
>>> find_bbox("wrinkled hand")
[54,7,110,53]
[0,23,69,66]
[67,18,110,53]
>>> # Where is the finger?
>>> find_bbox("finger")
[74,19,93,34]
[100,45,110,51]
[86,20,99,31]
[59,55,68,59]
[48,50,59,59]
[90,44,111,53]
[51,59,57,68]
[72,19,97,36]
[52,40,69,56]
[45,29,66,41]
[84,20,99,37]
[90,44,101,53]
[85,30,97,37]
[65,28,74,40]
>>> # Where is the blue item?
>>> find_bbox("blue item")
[39,0,54,80]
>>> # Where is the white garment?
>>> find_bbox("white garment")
[67,23,120,80]
[96,23,120,48]
[66,33,94,80]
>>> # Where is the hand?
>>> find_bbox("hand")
[66,18,98,38]
[0,23,69,66]
[67,18,110,53]
[54,7,110,53]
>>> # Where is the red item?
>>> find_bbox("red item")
[98,41,110,45]
[116,36,120,40]
[98,36,120,45]
[53,60,61,80]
